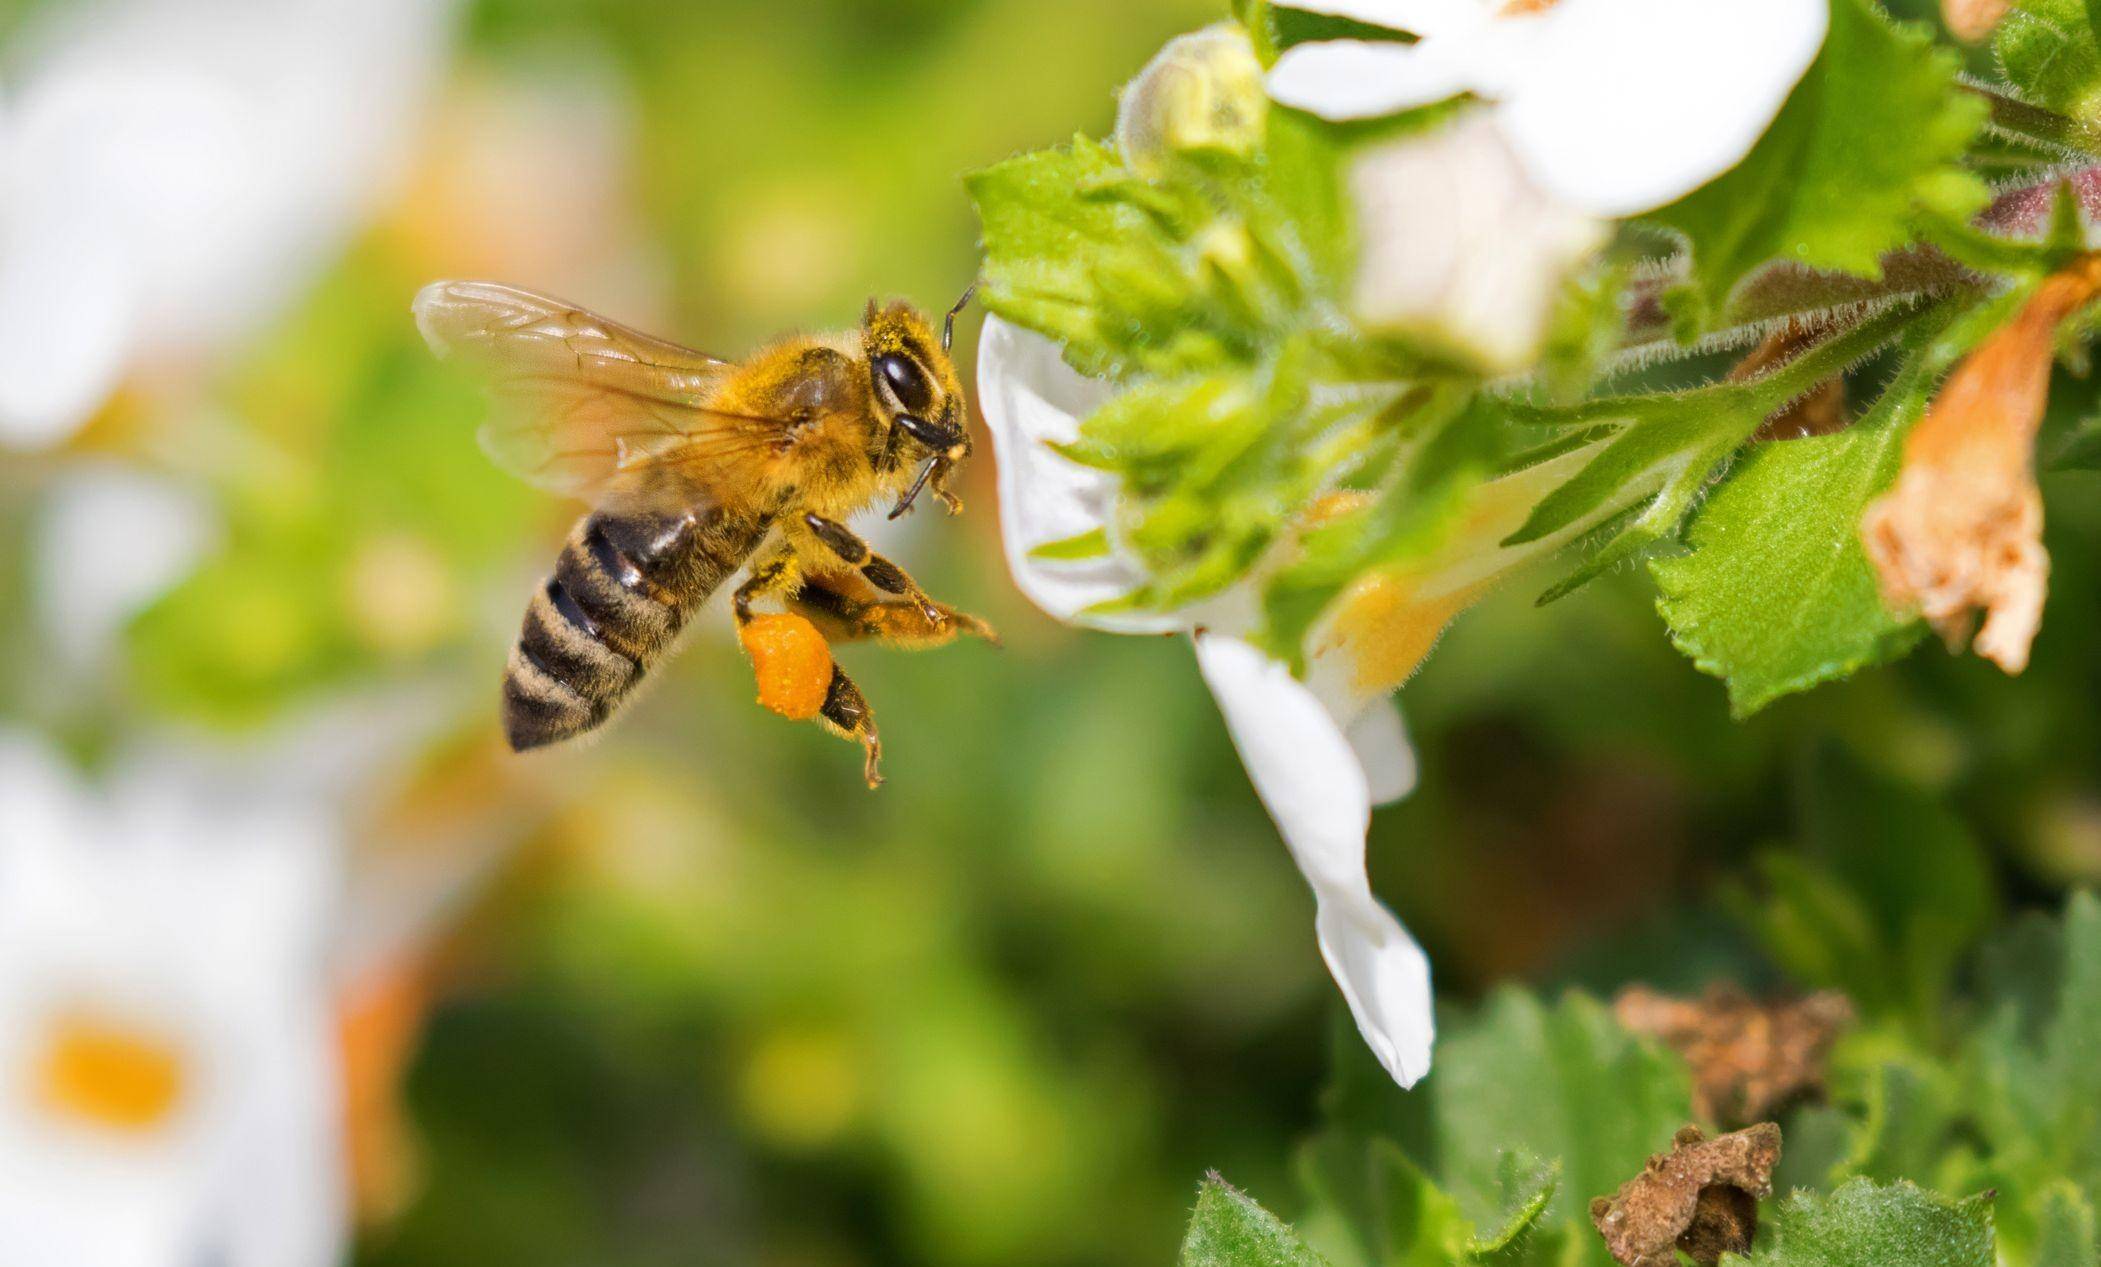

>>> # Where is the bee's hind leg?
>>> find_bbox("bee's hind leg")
[814,664,882,789]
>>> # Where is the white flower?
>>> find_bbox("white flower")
[1266,0,1828,218]
[32,466,218,673]
[980,316,1620,1084]
[0,0,451,446]
[981,316,1432,1082]
[1346,110,1609,372]
[0,692,492,1266]
[0,732,345,1267]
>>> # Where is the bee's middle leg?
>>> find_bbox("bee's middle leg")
[733,550,799,625]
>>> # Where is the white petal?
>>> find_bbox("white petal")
[976,315,1187,633]
[1346,698,1417,806]
[34,467,217,668]
[1266,39,1477,120]
[1496,0,1827,216]
[1347,111,1608,372]
[1193,632,1432,1086]
[1269,0,1481,35]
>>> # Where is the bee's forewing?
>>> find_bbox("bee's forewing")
[414,280,752,507]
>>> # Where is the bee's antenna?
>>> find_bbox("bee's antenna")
[889,457,940,520]
[942,282,979,352]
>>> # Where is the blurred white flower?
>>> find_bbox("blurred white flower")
[979,315,1431,1085]
[0,690,505,1266]
[0,0,452,445]
[0,731,344,1267]
[1347,110,1608,372]
[1266,0,1828,217]
[33,466,218,671]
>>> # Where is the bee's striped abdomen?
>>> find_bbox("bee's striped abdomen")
[503,508,763,751]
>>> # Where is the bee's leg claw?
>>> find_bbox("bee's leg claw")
[964,616,1002,648]
[861,734,884,790]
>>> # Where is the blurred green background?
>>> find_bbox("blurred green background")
[5,0,2101,1264]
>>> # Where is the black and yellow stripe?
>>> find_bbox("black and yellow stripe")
[502,507,765,751]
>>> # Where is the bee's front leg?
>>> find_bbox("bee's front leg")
[795,514,943,626]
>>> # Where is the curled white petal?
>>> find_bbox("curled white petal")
[976,315,1188,633]
[1193,632,1432,1086]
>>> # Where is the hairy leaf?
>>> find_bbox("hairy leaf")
[1760,1180,1995,1267]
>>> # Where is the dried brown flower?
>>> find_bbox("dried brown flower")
[1943,0,2015,42]
[1615,985,1853,1126]
[1589,1123,1782,1267]
[1862,254,2101,673]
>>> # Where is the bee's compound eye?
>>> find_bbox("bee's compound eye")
[874,353,934,413]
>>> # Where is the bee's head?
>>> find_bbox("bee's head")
[863,288,976,517]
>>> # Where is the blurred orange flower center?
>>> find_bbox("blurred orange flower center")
[34,1014,188,1134]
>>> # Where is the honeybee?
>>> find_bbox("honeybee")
[413,280,996,786]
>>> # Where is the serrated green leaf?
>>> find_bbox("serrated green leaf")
[1298,1137,1473,1267]
[1996,0,2101,119]
[1434,990,1693,1259]
[1648,395,1929,716]
[1470,1152,1559,1260]
[1181,1177,1329,1267]
[1649,0,1987,330]
[1969,892,2101,1204]
[1760,1180,1995,1267]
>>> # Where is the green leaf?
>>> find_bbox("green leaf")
[1732,742,1994,1040]
[1648,372,1932,716]
[1648,0,1987,330]
[1180,1177,1329,1267]
[1995,0,2101,120]
[1027,528,1113,562]
[1513,302,1916,601]
[1433,990,1693,1260]
[1969,892,2101,1203]
[1760,1180,1996,1267]
[2032,1183,2099,1267]
[2050,415,2101,471]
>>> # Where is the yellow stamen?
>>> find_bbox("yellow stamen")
[35,1014,187,1134]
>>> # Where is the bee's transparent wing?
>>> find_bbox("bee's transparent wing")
[414,280,769,506]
